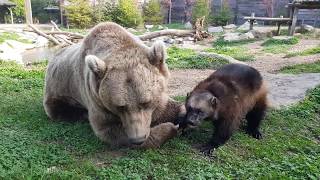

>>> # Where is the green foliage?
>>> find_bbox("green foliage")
[65,0,93,28]
[214,37,255,47]
[262,37,299,54]
[285,46,320,58]
[11,0,25,21]
[210,2,232,26]
[0,60,320,178]
[262,37,299,46]
[192,0,210,24]
[0,32,32,44]
[279,61,320,74]
[31,0,59,23]
[91,0,115,23]
[112,0,142,28]
[206,46,255,61]
[143,0,163,24]
[166,46,228,69]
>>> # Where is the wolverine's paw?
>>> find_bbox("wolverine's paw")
[199,144,216,156]
[247,129,262,139]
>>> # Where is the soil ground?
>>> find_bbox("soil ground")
[169,38,320,108]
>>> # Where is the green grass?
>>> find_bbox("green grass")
[1,61,320,178]
[0,32,32,44]
[285,46,320,58]
[205,46,255,61]
[279,61,320,74]
[166,46,228,69]
[262,37,299,54]
[213,37,256,47]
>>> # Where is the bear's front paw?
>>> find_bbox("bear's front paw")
[199,144,216,156]
[246,129,262,139]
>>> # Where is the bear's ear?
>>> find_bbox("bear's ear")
[85,55,107,78]
[149,41,166,66]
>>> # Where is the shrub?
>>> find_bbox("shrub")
[65,0,93,28]
[143,0,163,24]
[210,2,232,26]
[11,0,25,22]
[191,0,210,24]
[113,0,143,28]
[91,1,115,23]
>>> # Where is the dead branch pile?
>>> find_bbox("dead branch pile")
[27,21,84,47]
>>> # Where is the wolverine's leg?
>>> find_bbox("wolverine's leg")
[245,96,267,139]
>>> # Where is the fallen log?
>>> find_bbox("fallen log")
[138,29,195,41]
[28,24,62,45]
[50,20,62,32]
[45,31,84,39]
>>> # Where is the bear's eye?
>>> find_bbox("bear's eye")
[117,105,127,111]
[139,101,151,109]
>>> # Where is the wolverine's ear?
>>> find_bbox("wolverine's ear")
[149,41,166,66]
[210,97,218,107]
[85,55,106,78]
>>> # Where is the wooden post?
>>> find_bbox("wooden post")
[276,22,281,36]
[250,12,255,30]
[24,0,33,24]
[9,8,13,24]
[289,7,298,36]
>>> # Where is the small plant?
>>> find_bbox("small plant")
[113,0,143,28]
[262,37,299,46]
[285,46,320,58]
[206,46,255,61]
[213,37,255,47]
[210,2,232,26]
[143,0,163,24]
[65,0,93,28]
[192,0,210,24]
[262,37,299,54]
[0,32,32,44]
[166,46,228,69]
[279,61,320,74]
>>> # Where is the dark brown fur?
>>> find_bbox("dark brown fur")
[184,64,268,153]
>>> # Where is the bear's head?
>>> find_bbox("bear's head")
[85,41,169,145]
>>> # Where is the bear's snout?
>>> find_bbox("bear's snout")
[129,135,147,145]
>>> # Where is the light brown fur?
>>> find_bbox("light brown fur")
[43,22,183,148]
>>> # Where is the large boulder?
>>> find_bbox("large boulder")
[250,28,273,39]
[237,21,250,31]
[208,26,224,33]
[223,24,237,30]
[300,24,315,33]
[184,21,193,29]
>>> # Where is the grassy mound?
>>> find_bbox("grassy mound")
[166,46,228,69]
[279,61,320,74]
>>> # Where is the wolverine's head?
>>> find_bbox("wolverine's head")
[184,91,219,128]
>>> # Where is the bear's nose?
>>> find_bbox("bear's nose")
[129,136,147,145]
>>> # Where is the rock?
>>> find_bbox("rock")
[127,28,138,33]
[164,38,175,44]
[34,36,49,47]
[250,28,273,39]
[208,26,224,33]
[223,24,237,30]
[5,40,35,51]
[164,27,169,30]
[145,24,154,29]
[157,25,164,30]
[223,32,241,42]
[237,21,250,31]
[175,38,184,44]
[239,32,255,40]
[184,22,193,29]
[272,36,294,41]
[0,43,23,64]
[300,24,314,33]
[184,36,194,41]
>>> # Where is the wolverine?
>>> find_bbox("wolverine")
[180,64,268,153]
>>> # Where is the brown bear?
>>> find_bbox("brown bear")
[180,64,268,154]
[43,22,185,148]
